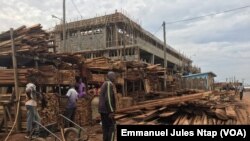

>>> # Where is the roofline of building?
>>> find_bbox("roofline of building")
[182,71,217,78]
[54,11,192,63]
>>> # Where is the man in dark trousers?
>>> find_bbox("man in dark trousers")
[99,71,116,141]
[238,83,245,100]
[65,84,78,127]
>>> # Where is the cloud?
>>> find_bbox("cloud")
[0,0,249,84]
[174,41,250,84]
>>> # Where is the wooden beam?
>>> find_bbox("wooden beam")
[116,91,212,113]
[10,28,20,131]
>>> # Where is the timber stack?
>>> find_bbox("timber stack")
[0,24,80,129]
[115,91,249,125]
[84,56,179,102]
[0,24,54,56]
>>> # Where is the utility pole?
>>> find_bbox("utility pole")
[163,21,167,91]
[10,28,20,131]
[123,25,126,61]
[63,0,66,52]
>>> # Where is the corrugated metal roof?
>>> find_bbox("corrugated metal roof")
[182,72,217,78]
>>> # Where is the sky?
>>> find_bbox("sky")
[0,0,250,85]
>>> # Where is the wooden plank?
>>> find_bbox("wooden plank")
[159,111,176,118]
[215,108,228,120]
[114,114,128,120]
[177,115,189,125]
[116,91,212,113]
[225,106,237,119]
[173,115,183,125]
[132,110,158,121]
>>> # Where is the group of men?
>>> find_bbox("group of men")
[64,72,117,141]
[24,71,117,141]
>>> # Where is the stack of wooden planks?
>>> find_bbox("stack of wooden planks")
[89,73,124,84]
[0,69,29,85]
[170,92,248,125]
[146,64,165,73]
[75,98,92,126]
[126,69,143,81]
[27,65,76,85]
[85,57,124,71]
[0,24,52,56]
[115,91,249,125]
[38,93,59,125]
[0,66,76,85]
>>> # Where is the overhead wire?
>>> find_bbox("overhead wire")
[70,0,83,18]
[152,25,162,37]
[164,4,250,24]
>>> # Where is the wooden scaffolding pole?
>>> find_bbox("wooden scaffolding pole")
[10,28,20,131]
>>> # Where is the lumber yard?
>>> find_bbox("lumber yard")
[0,4,249,141]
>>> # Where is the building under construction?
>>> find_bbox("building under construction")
[54,11,197,74]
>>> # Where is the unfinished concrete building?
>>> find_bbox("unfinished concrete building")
[54,11,193,74]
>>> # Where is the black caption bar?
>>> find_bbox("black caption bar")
[117,125,250,141]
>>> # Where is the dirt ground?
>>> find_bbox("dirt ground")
[1,91,250,141]
[240,91,250,123]
[0,124,103,141]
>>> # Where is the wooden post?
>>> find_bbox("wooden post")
[10,28,20,131]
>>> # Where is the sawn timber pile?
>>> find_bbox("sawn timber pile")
[0,24,53,56]
[115,91,249,125]
[0,66,76,85]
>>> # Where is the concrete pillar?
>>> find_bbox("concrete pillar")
[115,24,119,56]
[151,54,155,64]
[136,47,140,61]
[77,30,81,51]
[103,26,107,48]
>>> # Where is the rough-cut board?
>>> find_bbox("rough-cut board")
[235,109,248,125]
[159,111,176,118]
[132,109,158,121]
[215,108,228,120]
[116,91,212,113]
[115,114,127,120]
[225,106,237,119]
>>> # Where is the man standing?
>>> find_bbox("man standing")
[25,83,41,139]
[238,83,245,100]
[99,71,116,141]
[65,84,78,127]
[76,77,87,98]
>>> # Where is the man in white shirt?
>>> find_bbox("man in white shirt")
[65,84,78,127]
